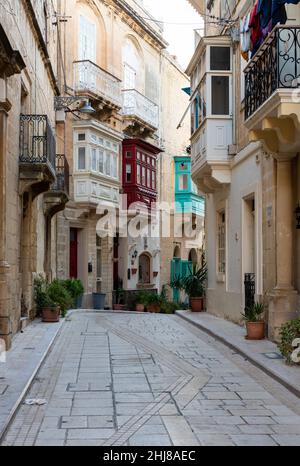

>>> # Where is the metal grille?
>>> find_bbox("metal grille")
[244,273,255,315]
[19,114,56,171]
[52,154,70,194]
[245,26,300,119]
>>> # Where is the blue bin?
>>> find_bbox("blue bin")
[93,293,106,310]
[75,295,83,309]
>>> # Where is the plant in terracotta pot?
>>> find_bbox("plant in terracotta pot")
[181,264,207,312]
[145,287,167,313]
[114,288,127,311]
[34,275,60,323]
[242,302,265,340]
[134,291,149,312]
[48,280,73,318]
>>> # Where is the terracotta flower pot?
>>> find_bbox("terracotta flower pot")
[114,304,127,311]
[42,306,60,323]
[190,297,204,312]
[147,303,160,313]
[136,303,145,312]
[246,321,265,340]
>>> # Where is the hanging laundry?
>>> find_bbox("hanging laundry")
[249,0,263,57]
[240,12,251,59]
[272,0,300,27]
[257,0,273,39]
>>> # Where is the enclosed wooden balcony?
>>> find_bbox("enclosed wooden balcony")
[245,26,300,154]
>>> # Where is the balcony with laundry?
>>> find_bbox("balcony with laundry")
[186,35,233,193]
[243,1,300,154]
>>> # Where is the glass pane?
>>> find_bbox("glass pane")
[91,149,97,171]
[106,152,111,176]
[212,76,229,115]
[147,169,151,187]
[78,133,85,141]
[98,150,104,173]
[78,147,86,170]
[126,151,132,158]
[210,46,230,71]
[152,171,155,188]
[142,167,146,185]
[126,164,131,182]
[179,175,188,191]
[137,163,141,184]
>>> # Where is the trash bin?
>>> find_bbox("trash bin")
[93,293,106,310]
[75,295,83,309]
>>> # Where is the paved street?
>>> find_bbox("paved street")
[2,311,300,446]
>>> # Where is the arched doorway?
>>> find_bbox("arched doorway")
[189,248,198,271]
[139,253,151,284]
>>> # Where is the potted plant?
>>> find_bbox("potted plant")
[34,275,60,323]
[114,288,127,311]
[175,265,207,312]
[134,291,148,312]
[145,287,167,313]
[48,279,73,318]
[63,279,84,308]
[242,302,265,340]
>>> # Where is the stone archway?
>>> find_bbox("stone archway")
[138,252,151,284]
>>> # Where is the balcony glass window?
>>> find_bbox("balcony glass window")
[142,166,146,185]
[112,154,118,179]
[91,149,97,171]
[137,151,141,160]
[105,152,111,176]
[212,76,229,115]
[126,164,132,183]
[179,174,188,191]
[152,171,156,189]
[99,150,104,173]
[78,147,86,170]
[147,169,151,187]
[126,151,132,158]
[137,163,141,184]
[78,133,86,141]
[210,46,231,71]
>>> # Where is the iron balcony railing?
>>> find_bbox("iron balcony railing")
[52,154,70,195]
[19,114,56,171]
[73,60,122,107]
[122,89,159,129]
[245,26,300,120]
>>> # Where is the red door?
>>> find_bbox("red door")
[70,228,78,279]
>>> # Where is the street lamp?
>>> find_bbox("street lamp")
[54,96,95,114]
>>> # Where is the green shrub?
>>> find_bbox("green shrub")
[63,279,84,304]
[278,318,300,365]
[48,280,73,318]
[33,275,56,313]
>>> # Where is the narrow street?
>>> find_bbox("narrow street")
[2,312,300,447]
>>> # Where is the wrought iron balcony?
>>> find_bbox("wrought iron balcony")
[19,114,56,170]
[122,89,159,129]
[245,26,300,120]
[73,60,122,108]
[52,154,70,195]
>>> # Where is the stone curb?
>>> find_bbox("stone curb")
[175,311,300,399]
[0,319,64,441]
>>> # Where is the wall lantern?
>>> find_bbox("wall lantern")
[295,203,300,229]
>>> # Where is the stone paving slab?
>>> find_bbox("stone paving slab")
[176,310,300,397]
[0,318,63,439]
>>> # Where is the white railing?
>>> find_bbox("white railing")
[74,60,122,107]
[122,89,159,129]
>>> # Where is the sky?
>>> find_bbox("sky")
[141,0,203,69]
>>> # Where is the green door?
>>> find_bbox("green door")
[171,258,181,303]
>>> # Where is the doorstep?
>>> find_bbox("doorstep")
[176,310,300,398]
[0,317,63,440]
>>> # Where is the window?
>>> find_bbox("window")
[142,166,146,185]
[179,163,188,171]
[98,150,104,173]
[212,76,229,115]
[210,46,231,71]
[91,148,97,171]
[217,211,226,275]
[79,15,96,62]
[147,169,151,187]
[137,152,141,160]
[179,175,188,191]
[142,154,146,162]
[105,152,111,176]
[126,151,132,158]
[152,171,156,189]
[126,164,132,183]
[78,133,86,141]
[112,154,118,179]
[137,163,141,184]
[78,147,86,170]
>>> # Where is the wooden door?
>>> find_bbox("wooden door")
[70,228,78,279]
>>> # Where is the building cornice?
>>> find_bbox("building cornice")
[112,0,168,50]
